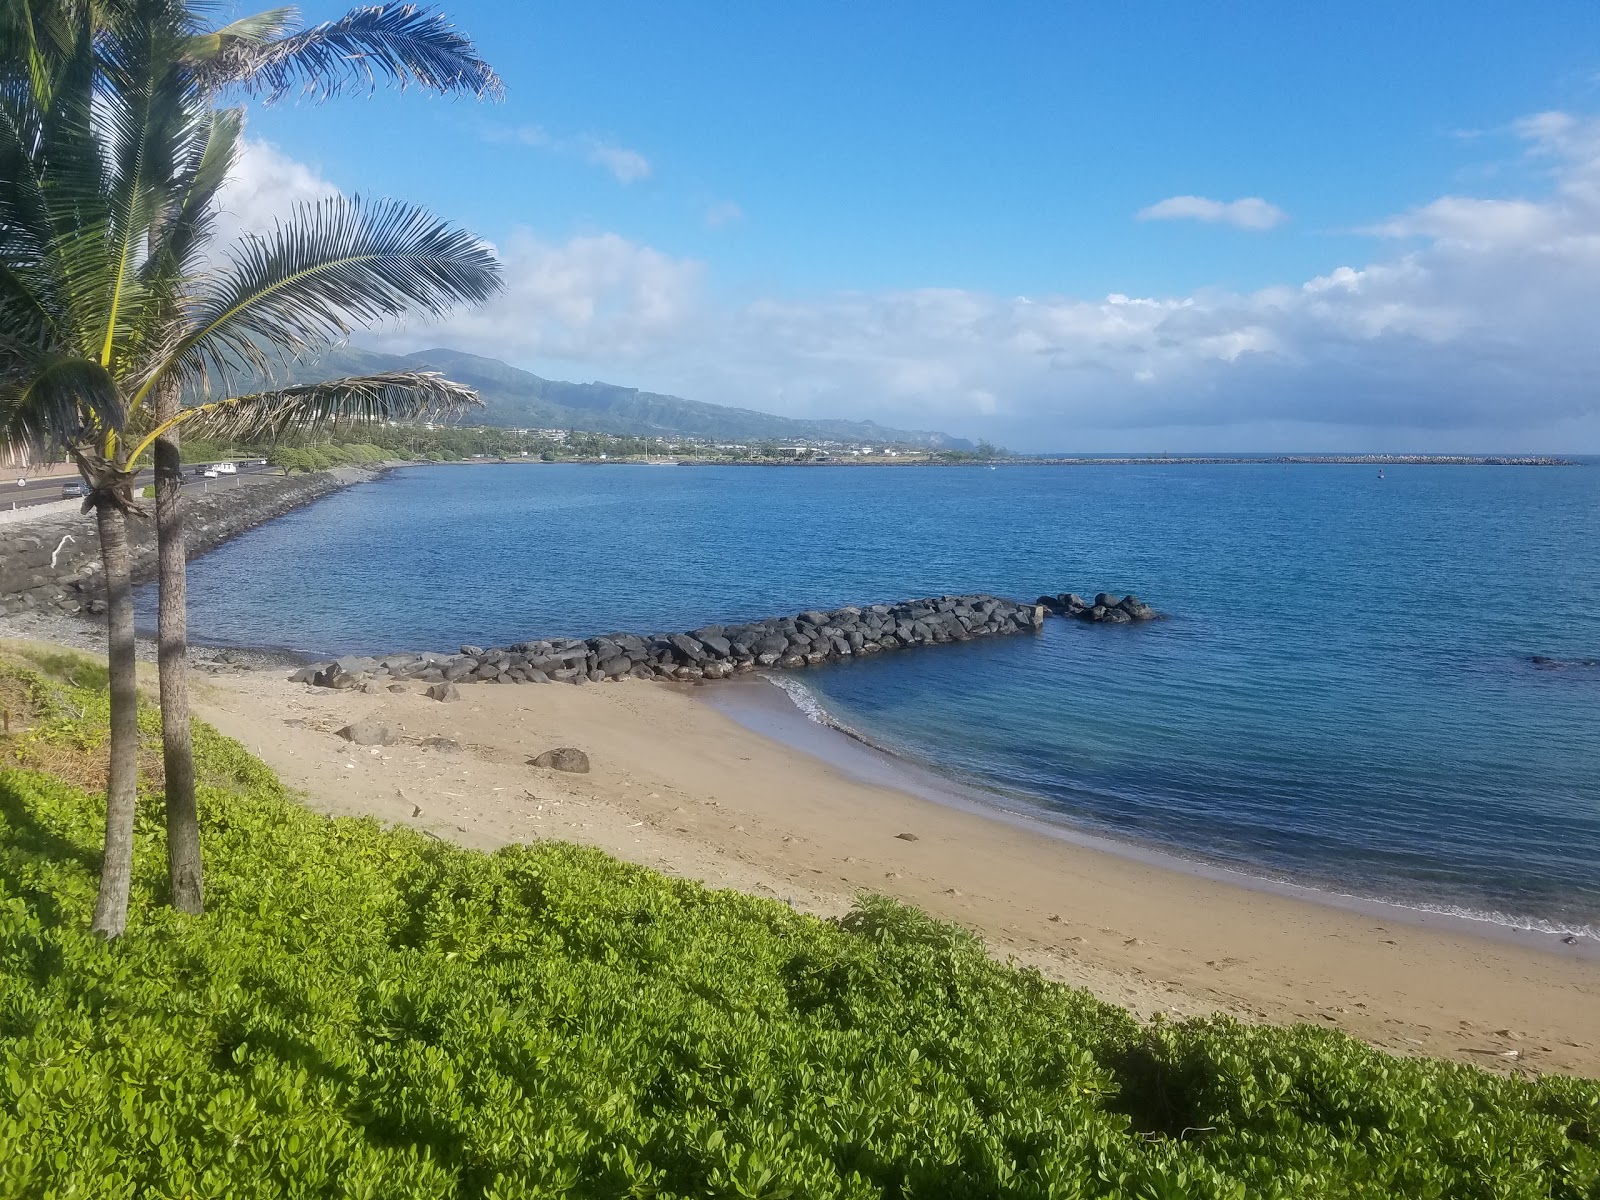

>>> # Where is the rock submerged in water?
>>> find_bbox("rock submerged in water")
[1531,655,1600,670]
[531,747,590,773]
[1037,591,1159,623]
[289,590,1157,693]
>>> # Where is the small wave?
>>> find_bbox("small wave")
[761,674,856,735]
[758,673,1600,946]
[1347,896,1600,943]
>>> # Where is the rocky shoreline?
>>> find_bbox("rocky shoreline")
[288,592,1160,694]
[0,467,389,660]
[0,466,386,622]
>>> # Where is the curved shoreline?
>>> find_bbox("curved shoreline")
[174,658,1600,1075]
[704,672,1600,959]
[12,458,1588,957]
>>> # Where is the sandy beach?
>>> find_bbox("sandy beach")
[183,663,1600,1078]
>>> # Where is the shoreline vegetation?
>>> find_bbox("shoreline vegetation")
[2,645,1599,1197]
[155,423,1580,471]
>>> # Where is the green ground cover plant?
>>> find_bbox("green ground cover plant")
[0,651,1596,1198]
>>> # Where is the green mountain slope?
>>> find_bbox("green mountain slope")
[271,345,973,448]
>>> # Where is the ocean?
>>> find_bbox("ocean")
[153,461,1600,935]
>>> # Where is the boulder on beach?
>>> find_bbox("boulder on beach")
[337,720,398,746]
[426,682,462,702]
[531,747,590,773]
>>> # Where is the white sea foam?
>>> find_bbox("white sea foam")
[761,673,849,732]
[1342,897,1600,943]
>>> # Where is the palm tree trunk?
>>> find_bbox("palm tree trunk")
[155,424,202,914]
[89,499,140,938]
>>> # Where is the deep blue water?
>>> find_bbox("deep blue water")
[153,463,1600,932]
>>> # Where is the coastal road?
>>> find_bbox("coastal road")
[2,460,276,512]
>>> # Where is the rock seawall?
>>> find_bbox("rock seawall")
[0,470,372,619]
[291,592,1160,692]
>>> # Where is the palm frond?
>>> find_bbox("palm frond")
[150,369,478,450]
[182,7,297,65]
[143,193,500,401]
[134,105,242,323]
[0,352,123,460]
[0,29,112,365]
[93,0,204,370]
[193,3,502,101]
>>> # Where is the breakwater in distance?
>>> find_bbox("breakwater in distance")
[1022,454,1575,467]
[288,592,1160,691]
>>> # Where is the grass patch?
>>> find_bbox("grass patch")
[0,650,1597,1197]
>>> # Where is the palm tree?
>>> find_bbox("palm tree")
[146,3,501,918]
[1,0,502,936]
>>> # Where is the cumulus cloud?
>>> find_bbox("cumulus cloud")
[367,229,701,361]
[488,124,652,185]
[217,114,1600,451]
[1137,195,1288,230]
[211,138,338,245]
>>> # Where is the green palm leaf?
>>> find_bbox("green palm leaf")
[153,369,479,447]
[142,193,500,403]
[0,352,121,459]
[192,3,502,101]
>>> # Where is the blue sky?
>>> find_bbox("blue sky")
[225,2,1600,450]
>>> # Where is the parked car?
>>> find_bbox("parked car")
[61,479,85,499]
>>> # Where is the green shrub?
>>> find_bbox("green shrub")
[0,657,1595,1198]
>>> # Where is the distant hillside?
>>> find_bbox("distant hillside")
[264,345,972,450]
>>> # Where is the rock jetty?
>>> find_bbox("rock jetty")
[1036,592,1157,623]
[288,592,1158,691]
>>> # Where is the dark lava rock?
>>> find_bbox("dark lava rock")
[426,682,462,702]
[668,633,707,662]
[699,634,733,658]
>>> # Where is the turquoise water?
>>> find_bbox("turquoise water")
[157,463,1600,933]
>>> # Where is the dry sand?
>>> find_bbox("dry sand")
[188,667,1600,1077]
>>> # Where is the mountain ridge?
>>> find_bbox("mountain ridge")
[272,345,972,449]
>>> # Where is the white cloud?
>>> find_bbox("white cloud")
[218,114,1600,451]
[1365,197,1559,243]
[488,124,652,185]
[1137,195,1288,230]
[211,138,336,245]
[704,201,744,228]
[370,229,700,361]
[582,139,652,184]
